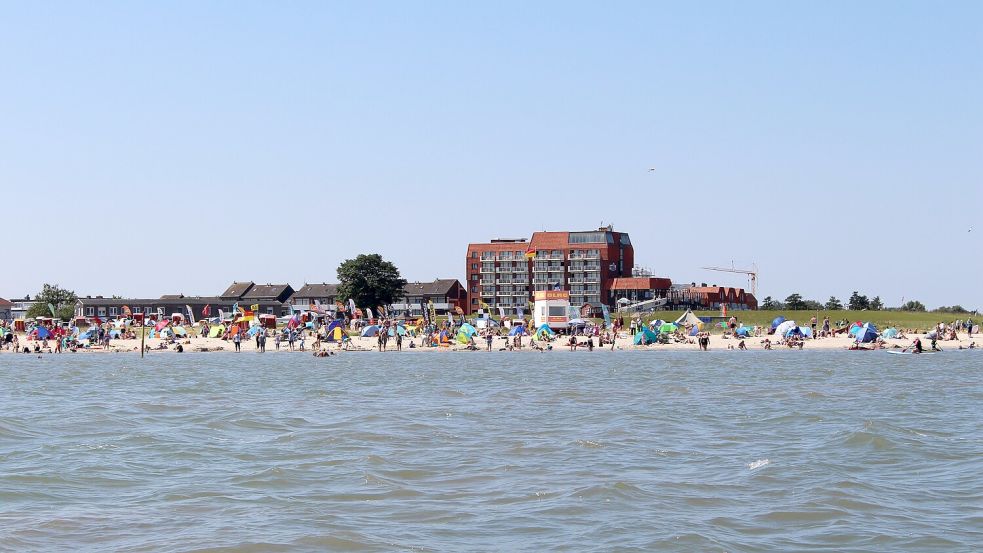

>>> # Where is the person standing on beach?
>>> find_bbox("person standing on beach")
[258,331,266,353]
[822,317,830,338]
[810,316,818,338]
[486,331,493,351]
[275,332,281,350]
[233,331,241,352]
[396,331,402,351]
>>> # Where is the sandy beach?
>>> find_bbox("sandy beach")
[1,330,977,355]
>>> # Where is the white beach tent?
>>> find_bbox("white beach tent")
[675,309,703,329]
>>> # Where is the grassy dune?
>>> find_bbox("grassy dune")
[627,310,968,333]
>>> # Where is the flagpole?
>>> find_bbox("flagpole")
[140,314,146,358]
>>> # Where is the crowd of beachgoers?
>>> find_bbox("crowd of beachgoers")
[0,314,978,356]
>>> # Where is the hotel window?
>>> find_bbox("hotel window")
[267,308,274,315]
[86,307,94,316]
[471,251,477,258]
[471,263,477,270]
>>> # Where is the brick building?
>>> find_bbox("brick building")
[465,226,634,315]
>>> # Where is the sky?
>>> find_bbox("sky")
[2,1,981,309]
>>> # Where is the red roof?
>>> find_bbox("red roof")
[0,297,11,307]
[529,231,571,250]
[610,277,672,290]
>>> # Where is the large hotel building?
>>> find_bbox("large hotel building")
[465,226,637,315]
[465,226,757,315]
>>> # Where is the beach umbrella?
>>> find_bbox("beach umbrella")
[882,328,898,339]
[155,319,170,332]
[771,316,786,330]
[774,320,796,338]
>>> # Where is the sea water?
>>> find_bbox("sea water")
[1,351,980,551]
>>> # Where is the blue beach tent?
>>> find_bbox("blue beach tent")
[633,328,658,345]
[360,325,380,337]
[770,316,786,331]
[856,323,878,343]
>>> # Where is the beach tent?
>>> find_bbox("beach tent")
[246,325,263,337]
[32,326,53,340]
[882,328,899,339]
[535,324,555,338]
[456,323,478,344]
[649,319,665,329]
[508,325,526,336]
[736,326,753,337]
[799,326,813,338]
[856,323,878,343]
[633,328,658,345]
[325,320,345,342]
[360,325,380,337]
[784,326,804,338]
[208,324,225,338]
[770,316,786,332]
[438,329,453,344]
[658,322,678,333]
[77,329,97,341]
[172,325,187,336]
[154,319,170,332]
[689,325,700,336]
[675,310,703,328]
[774,320,797,338]
[159,328,174,339]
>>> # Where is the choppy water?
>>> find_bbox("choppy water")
[1,351,981,552]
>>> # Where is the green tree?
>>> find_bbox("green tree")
[337,254,408,312]
[825,296,843,310]
[802,299,823,310]
[848,291,869,310]
[901,300,926,312]
[869,296,883,310]
[26,283,78,321]
[936,305,969,314]
[784,293,806,310]
[761,296,783,310]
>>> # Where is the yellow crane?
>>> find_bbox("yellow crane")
[700,264,758,297]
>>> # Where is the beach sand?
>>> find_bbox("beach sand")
[1,330,976,355]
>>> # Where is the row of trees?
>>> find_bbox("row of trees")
[23,254,410,322]
[758,292,966,313]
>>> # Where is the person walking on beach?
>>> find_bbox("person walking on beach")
[486,331,493,351]
[275,332,281,350]
[233,331,241,352]
[288,329,296,351]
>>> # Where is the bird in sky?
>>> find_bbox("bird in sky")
[648,168,656,172]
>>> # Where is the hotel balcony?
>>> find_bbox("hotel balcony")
[480,266,495,273]
[480,279,495,286]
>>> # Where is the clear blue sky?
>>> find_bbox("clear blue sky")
[3,1,981,309]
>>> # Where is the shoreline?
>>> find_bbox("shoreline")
[1,332,977,355]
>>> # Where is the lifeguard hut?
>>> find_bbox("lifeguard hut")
[533,290,571,330]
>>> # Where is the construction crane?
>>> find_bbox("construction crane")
[700,263,758,297]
